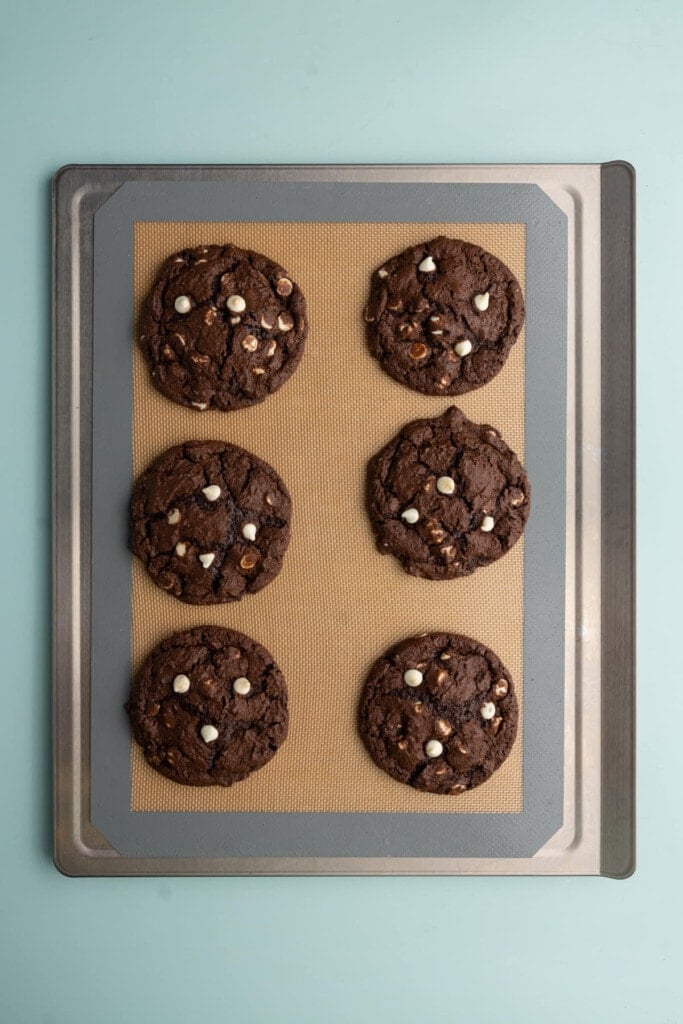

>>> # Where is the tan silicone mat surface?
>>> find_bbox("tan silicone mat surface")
[131,221,525,813]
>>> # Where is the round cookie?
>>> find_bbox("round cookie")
[138,244,307,411]
[367,406,530,580]
[127,626,288,787]
[130,440,291,605]
[364,236,524,395]
[359,632,518,794]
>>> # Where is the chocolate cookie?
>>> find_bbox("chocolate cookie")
[367,406,530,580]
[131,440,291,604]
[364,236,524,395]
[127,626,288,787]
[359,633,518,794]
[138,244,307,411]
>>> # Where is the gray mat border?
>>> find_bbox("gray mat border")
[88,179,567,860]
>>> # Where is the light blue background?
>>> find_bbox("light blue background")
[0,0,675,1020]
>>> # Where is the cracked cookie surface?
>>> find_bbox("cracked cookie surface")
[138,244,307,411]
[131,441,291,604]
[367,406,530,580]
[127,626,288,787]
[359,632,518,794]
[365,236,524,395]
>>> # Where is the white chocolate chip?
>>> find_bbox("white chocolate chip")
[425,739,444,758]
[509,488,524,506]
[261,315,275,330]
[230,316,242,325]
[174,295,192,314]
[403,669,423,687]
[378,268,389,278]
[226,294,246,313]
[167,508,181,525]
[436,476,456,495]
[233,677,251,696]
[252,367,266,375]
[430,329,444,336]
[202,485,221,502]
[277,313,294,332]
[195,258,207,265]
[401,508,420,525]
[429,315,440,323]
[266,340,277,358]
[454,340,472,357]
[200,724,219,743]
[480,515,495,533]
[480,702,496,720]
[242,523,257,542]
[276,277,293,296]
[173,257,185,264]
[191,402,207,410]
[172,674,190,694]
[175,542,187,557]
[242,335,258,352]
[473,291,490,312]
[418,256,436,273]
[199,552,215,568]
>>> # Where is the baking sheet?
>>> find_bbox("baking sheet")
[52,163,634,875]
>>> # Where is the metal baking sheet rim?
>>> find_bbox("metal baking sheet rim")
[51,163,635,877]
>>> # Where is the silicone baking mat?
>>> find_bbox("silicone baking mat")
[131,221,525,814]
[83,176,568,861]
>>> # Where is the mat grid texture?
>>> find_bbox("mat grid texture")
[131,221,525,813]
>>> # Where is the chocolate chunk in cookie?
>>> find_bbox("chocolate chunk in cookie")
[365,237,524,395]
[367,406,530,579]
[131,441,291,604]
[359,632,518,794]
[127,626,288,786]
[138,244,307,411]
